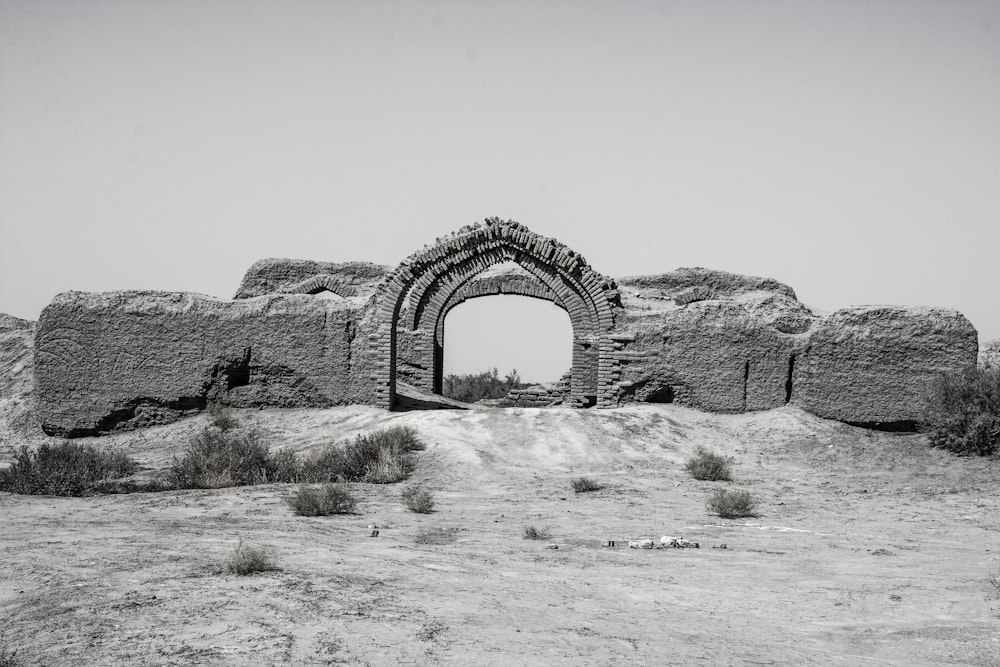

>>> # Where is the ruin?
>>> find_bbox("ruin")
[34,218,979,436]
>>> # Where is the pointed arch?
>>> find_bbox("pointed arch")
[371,219,621,409]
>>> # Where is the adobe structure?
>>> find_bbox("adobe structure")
[34,218,978,437]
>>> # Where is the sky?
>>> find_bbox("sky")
[1,0,998,381]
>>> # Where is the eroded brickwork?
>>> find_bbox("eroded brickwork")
[371,218,622,410]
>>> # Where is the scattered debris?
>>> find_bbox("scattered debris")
[661,536,700,549]
[611,536,703,549]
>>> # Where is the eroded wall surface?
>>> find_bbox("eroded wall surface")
[793,306,979,425]
[35,291,375,436]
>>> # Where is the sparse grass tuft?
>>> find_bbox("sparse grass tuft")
[923,366,1000,456]
[415,527,460,545]
[401,484,435,513]
[706,488,759,519]
[685,447,733,481]
[523,525,551,540]
[570,477,603,493]
[221,540,279,576]
[168,426,297,489]
[416,620,448,641]
[0,442,137,496]
[286,484,358,516]
[207,404,239,432]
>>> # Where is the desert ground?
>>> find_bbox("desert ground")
[1,397,998,666]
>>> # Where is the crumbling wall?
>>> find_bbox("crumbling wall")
[0,315,40,445]
[35,291,377,437]
[235,259,389,299]
[792,306,979,426]
[30,225,984,434]
[615,302,806,412]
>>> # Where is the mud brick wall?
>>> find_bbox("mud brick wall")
[31,220,982,435]
[792,306,978,426]
[35,291,376,436]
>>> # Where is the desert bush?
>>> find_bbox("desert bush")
[0,442,137,496]
[442,368,528,403]
[271,448,302,482]
[221,540,279,575]
[685,447,733,481]
[301,426,424,484]
[169,426,297,489]
[416,619,448,641]
[922,366,1000,456]
[286,484,358,516]
[706,488,759,519]
[570,477,603,493]
[401,484,435,513]
[523,525,551,540]
[207,404,239,432]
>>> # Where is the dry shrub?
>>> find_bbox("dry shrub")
[0,442,137,496]
[442,368,526,402]
[523,525,551,540]
[301,426,424,484]
[221,540,279,576]
[570,477,603,493]
[287,484,358,516]
[207,404,239,432]
[923,367,1000,456]
[416,620,448,641]
[707,488,759,519]
[685,447,733,481]
[169,426,297,489]
[401,484,435,513]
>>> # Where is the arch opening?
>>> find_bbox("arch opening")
[441,295,573,404]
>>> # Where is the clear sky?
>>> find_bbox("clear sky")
[2,1,998,381]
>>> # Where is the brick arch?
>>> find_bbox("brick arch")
[407,246,597,335]
[372,218,621,409]
[434,270,565,344]
[278,274,358,298]
[415,252,589,397]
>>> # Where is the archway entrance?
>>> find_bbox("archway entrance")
[442,292,573,401]
[371,219,622,409]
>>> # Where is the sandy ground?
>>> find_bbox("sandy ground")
[1,403,999,666]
